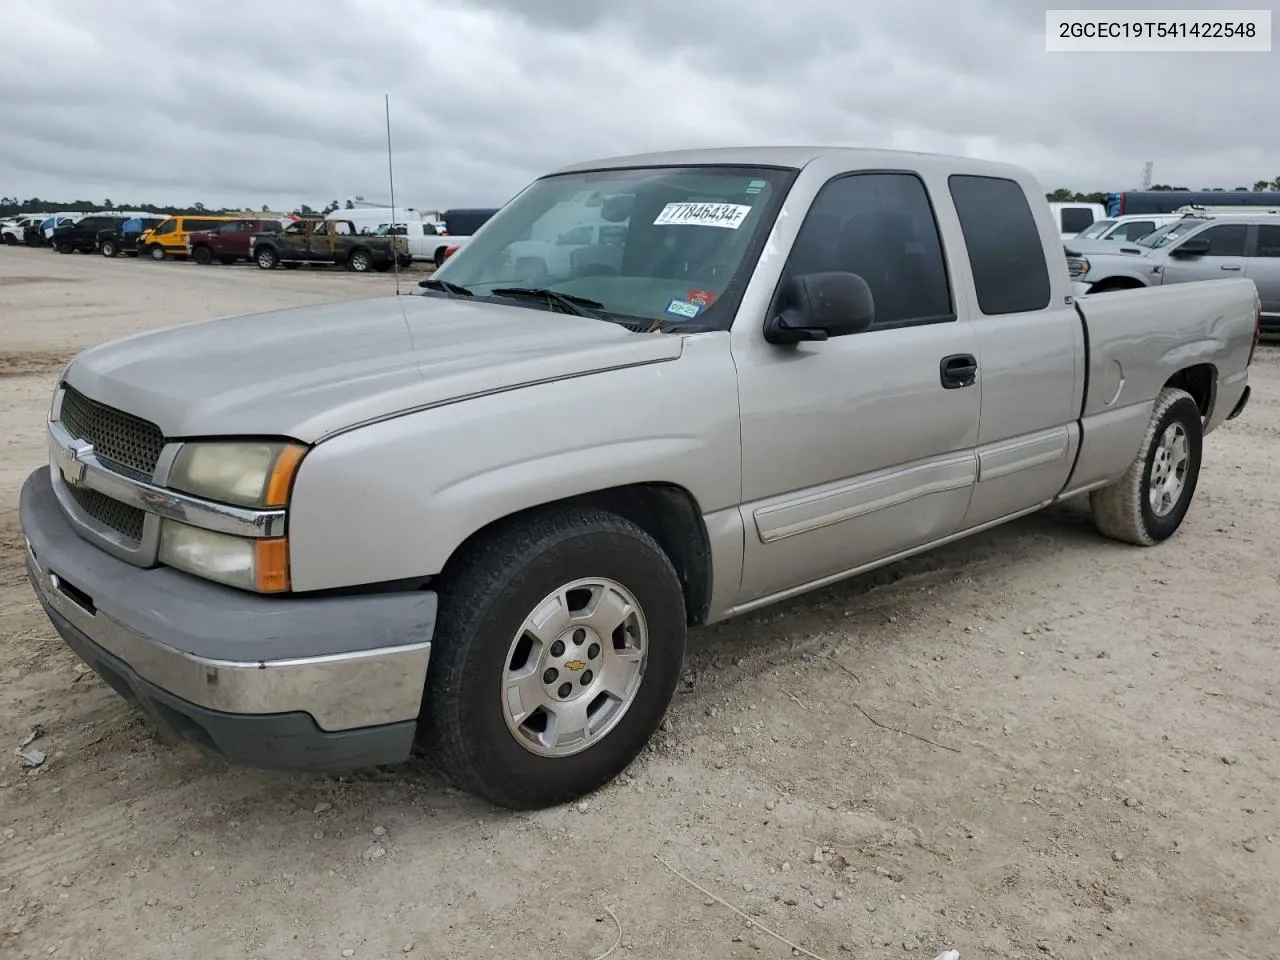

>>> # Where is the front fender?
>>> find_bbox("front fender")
[286,335,742,592]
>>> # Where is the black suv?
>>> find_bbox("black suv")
[98,216,166,258]
[51,215,124,254]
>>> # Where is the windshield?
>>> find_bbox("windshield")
[1076,220,1115,239]
[429,165,795,329]
[1136,219,1204,248]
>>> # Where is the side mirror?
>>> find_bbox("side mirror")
[764,272,875,345]
[1171,238,1210,256]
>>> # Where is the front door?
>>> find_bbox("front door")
[1160,222,1250,286]
[733,171,981,603]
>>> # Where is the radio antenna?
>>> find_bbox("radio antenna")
[385,92,401,296]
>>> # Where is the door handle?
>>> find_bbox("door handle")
[940,354,978,389]
[1220,264,1242,271]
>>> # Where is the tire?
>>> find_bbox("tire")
[423,506,687,810]
[150,244,166,261]
[433,248,446,267]
[56,241,73,254]
[1090,387,1203,546]
[101,239,118,258]
[2,233,15,245]
[192,245,213,265]
[348,249,372,272]
[255,246,279,270]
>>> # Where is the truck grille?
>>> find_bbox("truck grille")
[59,385,165,479]
[64,483,146,543]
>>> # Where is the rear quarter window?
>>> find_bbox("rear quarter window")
[948,175,1052,316]
[1059,207,1096,234]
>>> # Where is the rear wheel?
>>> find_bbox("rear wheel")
[191,245,213,265]
[56,241,73,254]
[348,249,372,272]
[423,506,687,810]
[1091,387,1203,545]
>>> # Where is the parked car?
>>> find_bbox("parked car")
[1067,212,1280,331]
[98,217,167,258]
[1048,201,1106,239]
[1,215,47,245]
[51,214,131,254]
[372,220,455,265]
[139,215,244,260]
[186,218,285,264]
[19,147,1259,812]
[1073,213,1182,243]
[250,217,410,271]
[41,214,81,244]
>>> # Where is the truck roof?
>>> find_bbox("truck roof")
[549,146,1036,182]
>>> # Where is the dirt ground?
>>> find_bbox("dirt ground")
[1,244,1277,960]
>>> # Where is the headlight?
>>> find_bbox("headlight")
[159,520,290,593]
[1066,256,1090,280]
[169,441,307,508]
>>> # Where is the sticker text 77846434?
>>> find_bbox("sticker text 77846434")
[653,202,752,230]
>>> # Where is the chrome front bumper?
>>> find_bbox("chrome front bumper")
[21,467,435,734]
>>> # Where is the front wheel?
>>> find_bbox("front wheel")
[100,239,118,257]
[255,246,279,270]
[1090,386,1203,545]
[150,244,166,261]
[423,506,687,810]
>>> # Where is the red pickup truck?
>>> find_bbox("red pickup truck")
[187,218,285,265]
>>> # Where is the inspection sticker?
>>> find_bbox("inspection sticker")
[653,202,752,229]
[665,298,703,319]
[745,179,767,194]
[686,288,716,307]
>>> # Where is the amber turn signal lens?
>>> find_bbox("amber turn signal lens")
[255,538,290,593]
[265,444,307,508]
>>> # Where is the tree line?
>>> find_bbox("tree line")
[0,197,360,218]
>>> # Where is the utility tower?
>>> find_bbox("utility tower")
[1140,161,1153,191]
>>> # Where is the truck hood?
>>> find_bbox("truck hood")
[62,295,684,443]
[1063,238,1152,257]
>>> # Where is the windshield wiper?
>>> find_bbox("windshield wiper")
[418,278,474,296]
[488,287,605,319]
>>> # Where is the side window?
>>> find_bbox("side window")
[155,219,177,235]
[1256,225,1280,258]
[948,175,1052,315]
[782,172,953,329]
[1115,220,1155,240]
[1060,207,1095,234]
[422,223,438,236]
[1188,224,1247,257]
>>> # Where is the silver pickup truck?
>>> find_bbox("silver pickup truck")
[19,147,1261,810]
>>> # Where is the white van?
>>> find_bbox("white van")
[1048,201,1106,240]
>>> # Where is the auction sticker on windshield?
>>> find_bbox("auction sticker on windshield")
[653,202,752,229]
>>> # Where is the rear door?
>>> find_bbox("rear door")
[1159,222,1249,285]
[1246,223,1280,329]
[733,170,981,601]
[949,175,1081,528]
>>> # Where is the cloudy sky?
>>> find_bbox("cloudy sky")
[2,0,1276,211]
